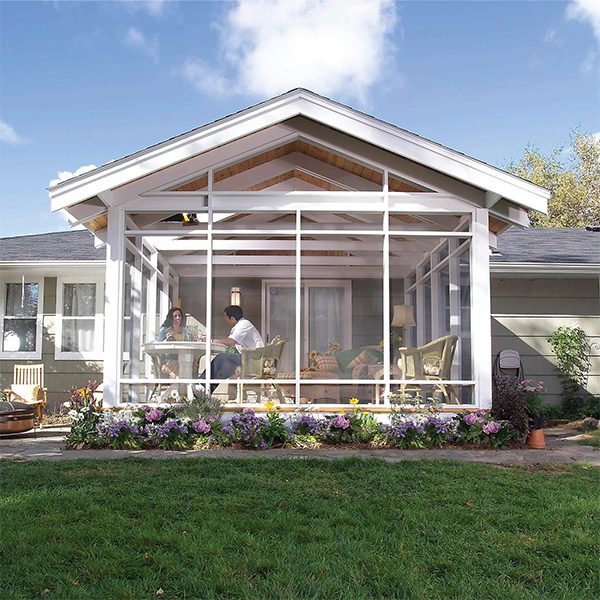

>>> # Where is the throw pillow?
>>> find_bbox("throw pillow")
[10,384,40,402]
[314,354,340,372]
[422,359,441,377]
[351,363,369,379]
[347,349,380,369]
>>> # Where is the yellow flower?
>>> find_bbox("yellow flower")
[264,401,276,412]
[349,397,359,405]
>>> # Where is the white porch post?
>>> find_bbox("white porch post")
[471,208,492,408]
[103,206,125,407]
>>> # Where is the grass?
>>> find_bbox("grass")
[1,458,599,600]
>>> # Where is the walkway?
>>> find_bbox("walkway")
[1,426,598,466]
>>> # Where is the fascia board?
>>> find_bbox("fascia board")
[296,95,550,212]
[49,94,305,212]
[490,262,600,276]
[49,89,550,213]
[0,261,105,273]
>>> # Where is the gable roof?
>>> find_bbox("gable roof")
[48,88,550,214]
[0,231,105,262]
[491,227,600,265]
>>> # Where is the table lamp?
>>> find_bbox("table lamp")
[391,305,416,349]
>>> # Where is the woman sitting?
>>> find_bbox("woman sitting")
[157,307,195,378]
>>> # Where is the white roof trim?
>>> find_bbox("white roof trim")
[491,262,600,276]
[49,89,550,213]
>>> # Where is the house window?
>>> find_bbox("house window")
[56,278,104,359]
[0,278,44,359]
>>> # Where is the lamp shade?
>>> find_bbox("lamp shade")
[391,305,416,328]
[230,287,241,306]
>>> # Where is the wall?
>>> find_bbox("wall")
[491,277,600,406]
[0,276,103,413]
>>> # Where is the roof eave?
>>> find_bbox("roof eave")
[49,88,550,214]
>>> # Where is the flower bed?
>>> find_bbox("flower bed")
[64,402,519,451]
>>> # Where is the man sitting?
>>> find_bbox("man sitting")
[199,305,264,393]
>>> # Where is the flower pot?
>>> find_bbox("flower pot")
[527,428,546,449]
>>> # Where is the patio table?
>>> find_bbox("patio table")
[142,341,227,401]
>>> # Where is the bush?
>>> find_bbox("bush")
[180,388,223,422]
[548,326,592,416]
[492,375,530,438]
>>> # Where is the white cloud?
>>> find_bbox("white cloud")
[179,0,398,105]
[567,0,600,42]
[49,165,97,188]
[124,26,159,62]
[543,28,559,44]
[141,0,167,16]
[117,0,167,17]
[0,120,22,144]
[579,48,598,74]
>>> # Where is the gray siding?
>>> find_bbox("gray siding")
[491,277,600,406]
[0,276,103,412]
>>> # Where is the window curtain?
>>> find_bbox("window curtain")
[308,287,343,354]
[62,284,95,352]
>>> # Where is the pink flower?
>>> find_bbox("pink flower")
[463,413,481,426]
[330,415,350,430]
[482,421,501,435]
[192,420,211,435]
[145,408,164,422]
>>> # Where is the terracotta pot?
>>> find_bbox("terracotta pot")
[527,428,546,449]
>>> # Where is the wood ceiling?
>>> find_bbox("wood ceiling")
[171,140,425,193]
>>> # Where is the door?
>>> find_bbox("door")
[264,280,351,372]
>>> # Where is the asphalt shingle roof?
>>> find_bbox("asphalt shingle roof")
[1,227,597,265]
[492,227,600,264]
[0,231,105,261]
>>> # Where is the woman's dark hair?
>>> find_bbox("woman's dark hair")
[224,305,243,321]
[161,307,185,329]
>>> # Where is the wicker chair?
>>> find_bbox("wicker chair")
[397,335,459,404]
[5,364,47,423]
[238,336,287,403]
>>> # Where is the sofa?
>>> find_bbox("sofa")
[279,345,384,402]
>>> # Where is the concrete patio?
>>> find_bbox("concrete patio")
[1,425,599,466]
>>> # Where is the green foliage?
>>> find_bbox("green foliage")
[548,326,592,416]
[179,388,223,422]
[63,407,102,449]
[492,375,531,437]
[507,132,600,227]
[262,411,289,448]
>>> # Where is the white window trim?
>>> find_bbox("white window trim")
[55,276,104,360]
[0,276,44,360]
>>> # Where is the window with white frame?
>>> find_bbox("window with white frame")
[56,277,104,359]
[0,277,44,359]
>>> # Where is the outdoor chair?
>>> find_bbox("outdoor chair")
[4,364,47,423]
[237,336,287,403]
[397,335,459,404]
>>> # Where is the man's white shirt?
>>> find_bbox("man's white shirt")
[229,318,264,353]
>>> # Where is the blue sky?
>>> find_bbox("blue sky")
[1,0,599,238]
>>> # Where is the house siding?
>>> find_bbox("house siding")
[491,277,600,406]
[0,276,103,412]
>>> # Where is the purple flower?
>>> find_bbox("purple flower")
[145,408,164,422]
[482,421,501,435]
[157,419,188,438]
[192,420,212,435]
[463,413,481,426]
[291,414,323,435]
[330,415,350,430]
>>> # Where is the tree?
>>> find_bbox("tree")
[507,132,600,228]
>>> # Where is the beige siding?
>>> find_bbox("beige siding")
[491,277,600,405]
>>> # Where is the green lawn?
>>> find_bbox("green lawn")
[1,458,599,599]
